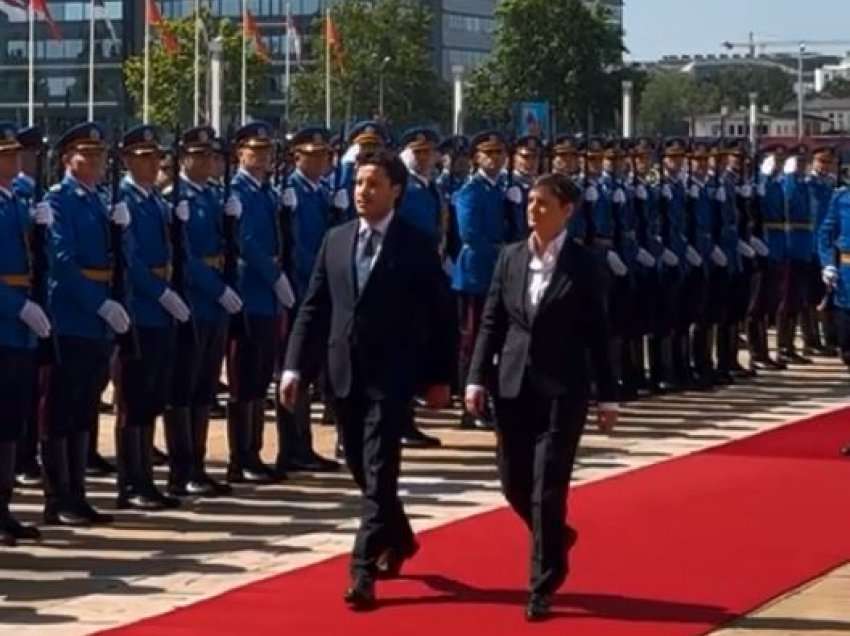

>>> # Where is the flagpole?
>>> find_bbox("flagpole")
[27,1,34,127]
[87,0,95,120]
[193,0,200,126]
[241,0,247,125]
[284,0,291,126]
[325,6,331,128]
[143,0,150,123]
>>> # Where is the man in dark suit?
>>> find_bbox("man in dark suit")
[465,172,619,622]
[280,149,455,611]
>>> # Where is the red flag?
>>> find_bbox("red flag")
[244,9,271,62]
[30,0,62,40]
[0,1,27,9]
[325,14,344,70]
[146,0,179,55]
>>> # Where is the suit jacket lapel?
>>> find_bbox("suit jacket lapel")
[535,240,573,317]
[513,246,531,327]
[339,221,359,302]
[355,214,398,305]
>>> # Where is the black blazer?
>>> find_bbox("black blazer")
[284,214,455,400]
[467,238,616,403]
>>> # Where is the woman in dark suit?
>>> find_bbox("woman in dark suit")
[465,173,618,621]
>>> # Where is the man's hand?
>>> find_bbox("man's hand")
[597,407,618,434]
[423,384,451,410]
[464,385,488,418]
[279,371,300,412]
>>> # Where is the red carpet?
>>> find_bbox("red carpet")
[104,407,850,635]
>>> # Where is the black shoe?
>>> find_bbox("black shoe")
[167,481,191,497]
[43,504,90,527]
[15,464,41,487]
[335,443,345,460]
[344,580,376,611]
[713,371,734,386]
[186,479,218,497]
[525,594,552,622]
[77,501,114,525]
[281,454,341,473]
[117,493,165,511]
[86,453,116,477]
[780,351,812,365]
[752,356,786,371]
[376,540,420,580]
[242,462,281,484]
[2,516,41,541]
[204,475,233,496]
[731,365,757,379]
[209,400,227,419]
[149,489,181,509]
[401,428,442,449]
[152,446,168,467]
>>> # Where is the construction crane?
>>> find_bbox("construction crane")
[721,34,850,139]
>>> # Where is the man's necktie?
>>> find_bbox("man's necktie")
[356,229,378,292]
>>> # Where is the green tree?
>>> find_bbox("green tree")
[638,72,717,136]
[823,77,850,98]
[124,10,268,130]
[467,0,625,134]
[291,0,450,130]
[700,66,794,113]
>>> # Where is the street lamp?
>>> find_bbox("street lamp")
[452,64,465,135]
[378,55,391,118]
[797,42,806,140]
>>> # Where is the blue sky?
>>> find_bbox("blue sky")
[624,0,850,61]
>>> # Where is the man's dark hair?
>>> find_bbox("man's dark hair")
[533,172,580,205]
[355,148,408,203]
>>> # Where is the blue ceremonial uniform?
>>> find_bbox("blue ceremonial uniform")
[718,172,742,274]
[688,178,715,267]
[759,173,787,262]
[232,169,283,318]
[451,171,507,295]
[286,170,332,299]
[809,172,835,258]
[783,172,814,263]
[399,172,442,244]
[46,174,114,341]
[0,186,35,350]
[121,178,172,328]
[818,187,850,309]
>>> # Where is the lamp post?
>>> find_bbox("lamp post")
[621,79,633,138]
[452,64,465,135]
[378,55,391,118]
[797,42,806,139]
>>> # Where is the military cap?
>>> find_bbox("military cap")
[348,120,389,147]
[630,137,655,156]
[180,126,215,154]
[438,135,469,157]
[579,137,606,158]
[400,127,439,151]
[715,138,746,157]
[120,125,160,157]
[0,121,22,153]
[233,121,274,149]
[56,122,106,155]
[550,134,579,156]
[663,137,687,157]
[16,125,44,150]
[603,138,627,159]
[689,139,712,158]
[514,135,542,157]
[291,127,331,154]
[470,130,507,153]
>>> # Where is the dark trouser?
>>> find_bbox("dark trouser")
[457,293,486,393]
[227,315,282,471]
[335,389,413,583]
[836,309,850,368]
[651,266,681,386]
[15,368,39,475]
[495,380,587,597]
[114,326,176,496]
[39,336,110,513]
[746,257,777,361]
[275,380,314,466]
[1,347,35,525]
[684,266,710,380]
[777,260,810,353]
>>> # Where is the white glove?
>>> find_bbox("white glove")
[661,248,679,267]
[688,184,700,199]
[111,201,131,227]
[584,185,599,203]
[342,143,361,165]
[218,285,243,314]
[661,184,673,200]
[738,184,753,198]
[225,195,242,219]
[18,300,51,338]
[737,239,756,259]
[823,265,839,287]
[97,299,131,334]
[635,184,648,200]
[606,251,628,277]
[32,202,55,227]
[282,187,297,209]
[612,188,626,205]
[711,246,728,268]
[760,155,776,177]
[158,288,191,323]
[505,185,522,204]
[333,189,349,210]
[636,247,656,268]
[783,156,798,175]
[715,187,727,203]
[750,236,769,257]
[685,245,703,267]
[174,200,190,223]
[274,273,295,308]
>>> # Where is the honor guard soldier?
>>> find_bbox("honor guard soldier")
[12,125,45,486]
[227,121,296,484]
[807,145,839,355]
[275,126,340,473]
[818,174,850,455]
[778,144,814,364]
[750,144,789,369]
[436,135,470,265]
[507,135,543,241]
[0,121,49,544]
[169,126,242,496]
[114,125,191,510]
[40,122,129,526]
[333,120,390,221]
[453,131,511,429]
[550,135,581,182]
